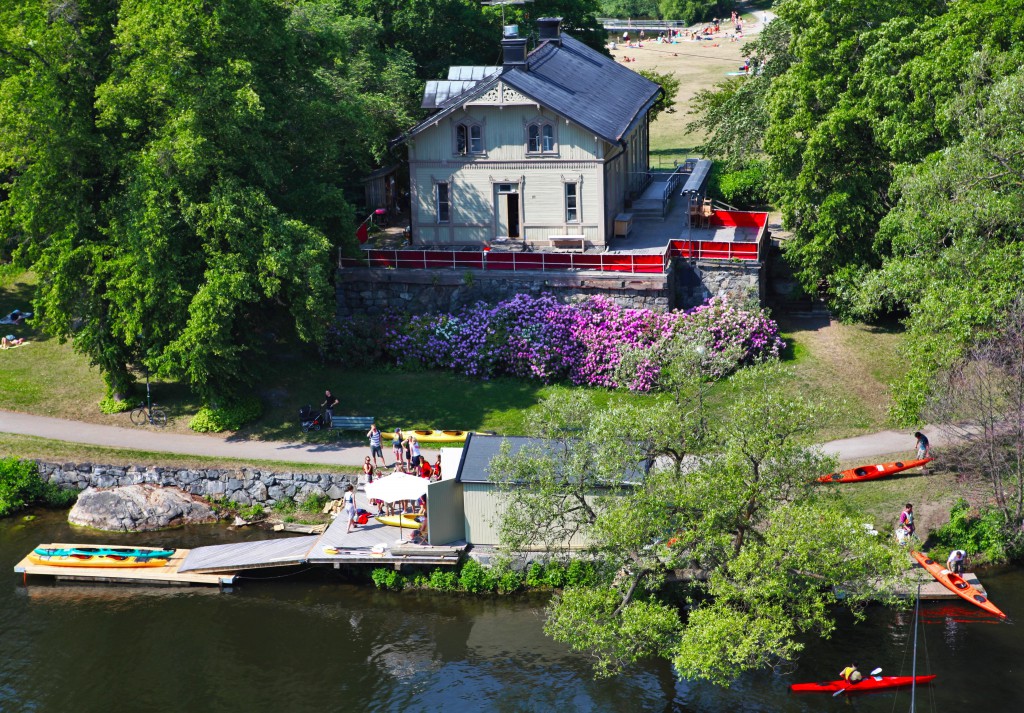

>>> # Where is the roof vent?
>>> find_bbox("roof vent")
[537,17,562,45]
[502,37,528,70]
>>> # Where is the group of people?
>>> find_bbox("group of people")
[1,310,31,349]
[364,424,441,480]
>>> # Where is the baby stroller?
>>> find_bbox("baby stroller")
[299,405,326,432]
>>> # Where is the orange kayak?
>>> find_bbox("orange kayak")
[911,550,1006,619]
[818,458,932,484]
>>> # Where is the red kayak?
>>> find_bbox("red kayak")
[911,550,1007,619]
[818,458,932,483]
[790,674,936,693]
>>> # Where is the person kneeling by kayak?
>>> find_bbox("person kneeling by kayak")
[946,549,967,574]
[840,662,863,683]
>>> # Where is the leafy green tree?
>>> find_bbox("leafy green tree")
[1,1,416,406]
[600,0,660,18]
[491,357,907,680]
[658,0,724,24]
[637,69,679,122]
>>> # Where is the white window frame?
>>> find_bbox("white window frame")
[565,182,579,223]
[526,119,557,155]
[454,120,485,156]
[436,182,451,224]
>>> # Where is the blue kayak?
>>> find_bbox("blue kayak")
[34,546,176,559]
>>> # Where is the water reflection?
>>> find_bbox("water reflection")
[2,511,1022,713]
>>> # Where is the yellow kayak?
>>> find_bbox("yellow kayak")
[375,513,422,529]
[27,552,170,568]
[383,429,469,443]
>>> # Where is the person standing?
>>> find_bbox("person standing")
[946,549,967,574]
[321,390,339,427]
[914,431,931,473]
[402,435,413,471]
[409,436,422,468]
[367,423,385,468]
[344,484,357,533]
[897,503,915,544]
[391,428,405,469]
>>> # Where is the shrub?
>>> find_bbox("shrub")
[0,457,44,517]
[931,498,1009,563]
[412,573,430,588]
[496,568,524,595]
[99,396,134,414]
[429,568,459,592]
[374,294,783,392]
[238,503,265,521]
[371,567,405,591]
[565,559,596,587]
[273,498,297,514]
[525,561,546,588]
[714,160,770,207]
[40,482,79,509]
[301,493,329,513]
[459,559,496,593]
[189,397,262,432]
[543,560,567,588]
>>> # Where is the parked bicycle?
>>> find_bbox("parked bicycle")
[129,374,166,427]
[130,402,167,427]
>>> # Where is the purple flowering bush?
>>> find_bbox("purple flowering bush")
[363,295,784,392]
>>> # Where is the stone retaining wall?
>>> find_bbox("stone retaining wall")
[336,262,763,317]
[336,268,672,317]
[38,462,357,508]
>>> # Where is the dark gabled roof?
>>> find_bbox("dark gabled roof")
[456,434,561,484]
[455,433,648,485]
[501,35,661,145]
[394,33,661,148]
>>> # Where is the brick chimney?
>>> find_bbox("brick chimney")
[502,36,528,70]
[537,17,562,45]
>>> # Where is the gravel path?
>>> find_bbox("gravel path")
[0,408,945,468]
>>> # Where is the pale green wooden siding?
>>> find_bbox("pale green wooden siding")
[407,94,646,246]
[426,478,464,545]
[463,484,603,549]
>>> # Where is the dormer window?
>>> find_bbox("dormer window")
[455,122,484,155]
[526,121,556,154]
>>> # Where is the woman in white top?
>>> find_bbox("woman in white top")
[344,484,357,533]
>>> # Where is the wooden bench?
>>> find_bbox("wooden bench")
[549,235,586,252]
[329,416,375,431]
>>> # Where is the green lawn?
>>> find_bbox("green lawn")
[2,266,907,446]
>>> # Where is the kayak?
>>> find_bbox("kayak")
[911,550,1007,618]
[375,513,422,529]
[33,546,175,559]
[383,430,469,443]
[27,552,171,568]
[818,458,933,484]
[790,674,936,693]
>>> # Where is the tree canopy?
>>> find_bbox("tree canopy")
[491,346,907,682]
[689,0,1024,421]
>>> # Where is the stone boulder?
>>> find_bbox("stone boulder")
[68,484,219,532]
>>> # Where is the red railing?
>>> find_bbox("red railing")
[339,210,767,274]
[668,240,759,261]
[340,249,666,274]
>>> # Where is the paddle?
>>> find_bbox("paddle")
[832,668,883,697]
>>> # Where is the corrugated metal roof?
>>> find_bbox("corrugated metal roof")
[447,66,501,81]
[502,35,661,144]
[400,33,661,146]
[422,80,485,109]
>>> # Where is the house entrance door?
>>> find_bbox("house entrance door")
[495,184,520,239]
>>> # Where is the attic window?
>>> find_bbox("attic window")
[455,122,484,155]
[526,121,557,155]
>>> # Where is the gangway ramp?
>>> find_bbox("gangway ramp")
[178,536,319,574]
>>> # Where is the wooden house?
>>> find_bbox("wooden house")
[392,18,661,251]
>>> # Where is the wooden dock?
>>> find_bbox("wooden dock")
[15,544,235,587]
[901,566,988,600]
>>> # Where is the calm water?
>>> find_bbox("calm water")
[2,511,1022,712]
